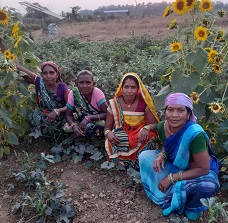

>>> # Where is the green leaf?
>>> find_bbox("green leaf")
[0,108,13,127]
[0,147,3,158]
[6,131,19,145]
[171,70,200,95]
[85,161,93,168]
[72,154,83,163]
[1,72,14,87]
[185,48,207,74]
[219,120,228,134]
[154,85,172,110]
[17,83,30,96]
[101,161,115,169]
[90,151,103,161]
[3,146,10,155]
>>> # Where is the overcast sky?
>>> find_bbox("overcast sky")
[0,0,164,14]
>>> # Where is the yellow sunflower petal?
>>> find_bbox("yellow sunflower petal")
[170,42,182,52]
[200,0,213,12]
[172,0,188,15]
[194,26,207,42]
[0,9,9,25]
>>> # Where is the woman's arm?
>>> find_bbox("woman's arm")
[145,108,158,130]
[15,60,36,84]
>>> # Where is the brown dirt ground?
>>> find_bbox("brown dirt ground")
[1,16,228,223]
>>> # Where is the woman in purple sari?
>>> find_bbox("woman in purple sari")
[139,93,220,220]
[16,61,70,134]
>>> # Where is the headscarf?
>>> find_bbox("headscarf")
[165,93,197,122]
[41,61,63,82]
[115,72,159,122]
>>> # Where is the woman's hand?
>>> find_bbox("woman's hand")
[138,128,149,144]
[46,111,57,123]
[79,118,89,132]
[153,155,165,173]
[158,176,171,193]
[72,124,85,137]
[107,132,120,144]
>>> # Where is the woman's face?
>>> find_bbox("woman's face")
[76,74,94,96]
[165,104,190,130]
[122,78,138,100]
[41,65,58,86]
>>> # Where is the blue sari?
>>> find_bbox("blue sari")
[139,121,220,220]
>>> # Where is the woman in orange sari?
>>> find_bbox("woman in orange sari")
[104,73,159,170]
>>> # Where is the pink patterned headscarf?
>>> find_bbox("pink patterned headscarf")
[165,93,197,122]
[41,61,63,82]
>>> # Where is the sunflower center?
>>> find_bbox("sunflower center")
[203,3,210,9]
[212,105,219,110]
[0,12,6,20]
[187,0,193,6]
[174,45,179,50]
[199,31,205,37]
[177,2,184,10]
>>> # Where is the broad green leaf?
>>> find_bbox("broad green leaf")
[192,102,205,120]
[85,161,93,168]
[17,83,30,96]
[0,108,13,127]
[6,131,19,145]
[171,71,200,94]
[8,95,21,107]
[185,48,208,74]
[219,120,228,133]
[72,154,83,163]
[1,72,14,87]
[154,85,172,110]
[3,146,10,155]
[90,151,103,161]
[0,147,3,158]
[101,161,115,169]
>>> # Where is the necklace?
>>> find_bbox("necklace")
[122,96,137,107]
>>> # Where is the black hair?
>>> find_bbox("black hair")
[75,70,94,82]
[122,75,139,88]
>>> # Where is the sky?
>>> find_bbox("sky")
[0,0,161,15]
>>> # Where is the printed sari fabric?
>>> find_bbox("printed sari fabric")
[28,77,68,132]
[105,96,157,170]
[72,87,105,135]
[139,122,220,220]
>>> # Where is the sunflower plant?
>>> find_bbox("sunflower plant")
[155,0,228,184]
[0,7,38,156]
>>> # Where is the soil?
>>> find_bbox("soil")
[1,16,228,223]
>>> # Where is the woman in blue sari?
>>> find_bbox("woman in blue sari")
[139,93,220,220]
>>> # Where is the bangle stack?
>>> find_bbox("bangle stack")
[157,151,168,162]
[168,171,184,184]
[143,125,151,131]
[104,129,111,137]
[53,109,60,116]
[85,116,91,122]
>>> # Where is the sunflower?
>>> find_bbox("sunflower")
[186,0,197,10]
[209,102,221,113]
[14,36,22,48]
[212,64,222,74]
[210,137,216,144]
[205,125,209,130]
[172,0,188,15]
[202,19,210,27]
[217,9,226,17]
[221,167,227,172]
[194,26,207,42]
[9,54,16,60]
[12,22,19,39]
[199,0,213,12]
[170,42,182,52]
[163,6,171,17]
[219,104,225,113]
[190,91,200,104]
[4,50,11,59]
[0,9,9,25]
[168,19,177,29]
[208,50,219,63]
[213,55,223,64]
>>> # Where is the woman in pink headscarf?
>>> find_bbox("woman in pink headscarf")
[15,61,70,134]
[139,93,220,221]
